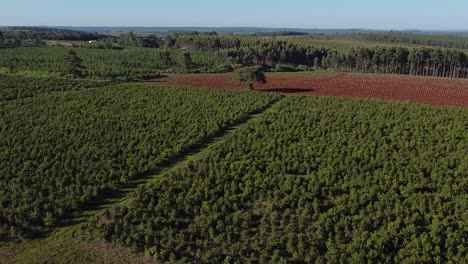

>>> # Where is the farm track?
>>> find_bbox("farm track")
[59,96,285,230]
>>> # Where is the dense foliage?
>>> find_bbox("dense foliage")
[2,27,104,39]
[0,47,224,79]
[0,84,281,240]
[0,74,110,101]
[177,35,468,78]
[231,67,266,90]
[93,96,468,263]
[0,29,161,48]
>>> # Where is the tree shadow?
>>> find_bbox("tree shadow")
[149,79,168,83]
[260,88,314,94]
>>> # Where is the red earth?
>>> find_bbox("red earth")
[151,73,468,108]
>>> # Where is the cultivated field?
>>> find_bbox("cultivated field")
[152,72,468,108]
[1,30,468,263]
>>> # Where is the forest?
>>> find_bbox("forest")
[0,84,280,240]
[91,96,468,263]
[0,29,161,48]
[177,35,468,78]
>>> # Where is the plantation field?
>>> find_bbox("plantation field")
[91,96,468,263]
[0,84,280,240]
[1,35,468,262]
[152,73,468,108]
[0,74,111,101]
[0,47,224,79]
[275,34,468,51]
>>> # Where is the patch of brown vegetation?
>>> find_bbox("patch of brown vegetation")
[87,240,156,264]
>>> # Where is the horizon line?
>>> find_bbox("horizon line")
[1,25,468,32]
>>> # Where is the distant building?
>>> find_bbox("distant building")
[88,40,98,44]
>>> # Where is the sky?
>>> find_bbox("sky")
[1,0,467,30]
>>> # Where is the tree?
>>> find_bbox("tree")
[64,50,85,78]
[120,31,136,48]
[164,35,176,48]
[314,57,320,70]
[0,31,4,46]
[231,67,267,91]
[7,58,19,73]
[180,52,193,72]
[159,50,173,68]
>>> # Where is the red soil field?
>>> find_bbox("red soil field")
[151,73,468,108]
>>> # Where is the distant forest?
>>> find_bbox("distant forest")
[2,28,468,78]
[365,32,468,50]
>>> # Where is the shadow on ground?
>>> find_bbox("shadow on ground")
[261,88,314,94]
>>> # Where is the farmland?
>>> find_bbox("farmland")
[151,72,468,108]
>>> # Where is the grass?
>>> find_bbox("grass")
[0,227,153,264]
[45,40,84,47]
[0,68,61,78]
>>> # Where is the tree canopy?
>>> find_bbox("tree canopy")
[231,66,267,90]
[64,49,85,78]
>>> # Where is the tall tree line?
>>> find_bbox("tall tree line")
[177,35,468,78]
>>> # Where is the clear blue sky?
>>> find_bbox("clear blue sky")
[1,0,467,30]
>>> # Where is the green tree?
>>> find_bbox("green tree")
[64,50,85,78]
[314,57,320,69]
[231,67,267,90]
[159,50,173,68]
[120,31,136,48]
[164,35,176,48]
[0,31,4,46]
[180,52,193,72]
[7,57,19,74]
